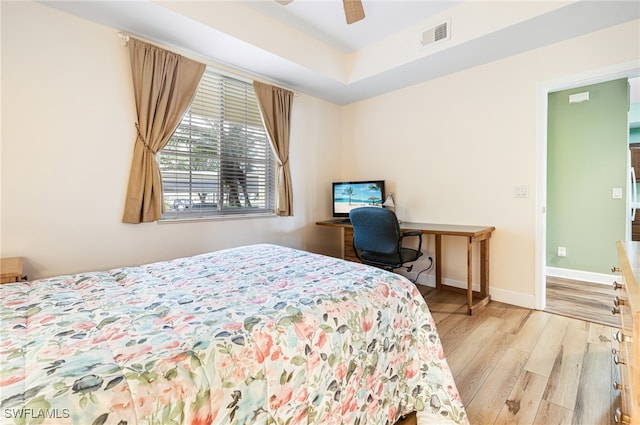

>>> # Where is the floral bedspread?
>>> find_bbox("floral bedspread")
[0,244,467,425]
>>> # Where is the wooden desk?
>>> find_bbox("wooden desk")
[1,257,24,284]
[316,219,495,315]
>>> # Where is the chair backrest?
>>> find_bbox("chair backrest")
[349,207,401,255]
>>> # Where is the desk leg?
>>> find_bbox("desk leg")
[466,237,473,314]
[435,234,442,290]
[468,237,492,315]
[480,238,489,298]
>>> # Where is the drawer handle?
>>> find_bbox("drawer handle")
[614,296,625,307]
[613,354,625,365]
[612,306,620,315]
[613,381,624,391]
[614,330,632,343]
[614,407,631,424]
[611,266,621,273]
[612,281,623,290]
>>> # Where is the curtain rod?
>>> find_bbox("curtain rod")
[116,32,299,96]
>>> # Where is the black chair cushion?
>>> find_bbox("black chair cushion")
[360,247,421,268]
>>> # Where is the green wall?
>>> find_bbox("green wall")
[547,79,629,274]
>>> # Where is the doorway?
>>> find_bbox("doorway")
[535,61,640,311]
[546,79,628,276]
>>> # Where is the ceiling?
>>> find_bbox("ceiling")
[242,0,462,52]
[42,0,640,105]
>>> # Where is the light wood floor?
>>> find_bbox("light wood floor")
[401,286,620,425]
[545,276,620,328]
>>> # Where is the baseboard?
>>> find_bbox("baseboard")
[546,267,615,285]
[415,275,535,310]
[410,267,614,312]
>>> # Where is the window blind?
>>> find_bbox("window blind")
[158,68,275,218]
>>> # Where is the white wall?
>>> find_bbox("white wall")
[0,2,342,279]
[342,19,640,307]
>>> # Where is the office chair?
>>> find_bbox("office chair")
[349,207,423,272]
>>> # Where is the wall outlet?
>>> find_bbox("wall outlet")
[612,187,623,199]
[557,246,567,257]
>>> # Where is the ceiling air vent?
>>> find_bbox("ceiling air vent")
[421,21,450,48]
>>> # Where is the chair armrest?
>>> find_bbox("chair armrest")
[401,230,421,237]
[399,231,423,252]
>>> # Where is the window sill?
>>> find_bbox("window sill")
[157,212,277,224]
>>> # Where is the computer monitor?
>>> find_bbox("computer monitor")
[332,180,385,218]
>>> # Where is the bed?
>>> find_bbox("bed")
[0,244,468,425]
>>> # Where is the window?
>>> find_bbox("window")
[158,68,275,219]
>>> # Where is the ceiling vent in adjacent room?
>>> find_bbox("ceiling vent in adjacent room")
[420,21,450,48]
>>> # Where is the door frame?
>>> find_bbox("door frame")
[535,60,640,310]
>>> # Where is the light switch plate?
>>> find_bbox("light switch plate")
[513,185,528,198]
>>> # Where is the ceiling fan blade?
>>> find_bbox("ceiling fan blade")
[343,0,365,24]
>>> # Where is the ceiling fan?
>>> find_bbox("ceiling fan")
[275,0,365,25]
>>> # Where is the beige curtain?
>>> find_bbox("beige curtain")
[122,38,205,223]
[253,81,294,216]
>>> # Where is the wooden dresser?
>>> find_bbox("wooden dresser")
[613,241,640,424]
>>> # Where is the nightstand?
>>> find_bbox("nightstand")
[1,257,24,284]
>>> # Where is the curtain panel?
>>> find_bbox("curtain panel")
[122,38,205,224]
[253,81,294,216]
